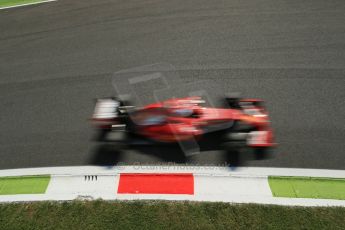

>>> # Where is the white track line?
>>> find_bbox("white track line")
[0,166,344,178]
[0,0,57,10]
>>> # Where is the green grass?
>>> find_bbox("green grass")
[0,200,344,230]
[0,176,50,195]
[269,176,345,200]
[0,0,47,8]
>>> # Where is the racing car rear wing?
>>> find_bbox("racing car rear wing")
[92,98,120,120]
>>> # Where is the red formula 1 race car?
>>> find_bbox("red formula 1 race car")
[91,96,275,154]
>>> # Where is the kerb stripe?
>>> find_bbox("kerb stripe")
[117,173,194,195]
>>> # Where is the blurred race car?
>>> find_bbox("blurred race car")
[91,96,275,153]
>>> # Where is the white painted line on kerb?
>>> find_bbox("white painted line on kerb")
[1,166,345,178]
[46,175,117,199]
[0,0,57,10]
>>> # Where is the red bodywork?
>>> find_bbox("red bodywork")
[106,97,275,147]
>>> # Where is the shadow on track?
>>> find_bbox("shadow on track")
[88,144,123,166]
[88,131,273,167]
[88,144,187,166]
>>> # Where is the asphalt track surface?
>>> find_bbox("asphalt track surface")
[1,0,345,170]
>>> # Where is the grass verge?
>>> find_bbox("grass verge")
[0,0,48,8]
[0,176,50,195]
[269,176,345,200]
[0,200,344,230]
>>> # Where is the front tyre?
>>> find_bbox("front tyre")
[253,147,270,160]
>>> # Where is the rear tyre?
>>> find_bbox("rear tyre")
[97,128,111,142]
[104,131,128,150]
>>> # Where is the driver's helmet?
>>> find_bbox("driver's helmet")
[172,108,193,117]
[140,115,166,126]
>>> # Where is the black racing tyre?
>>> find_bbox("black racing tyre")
[231,121,256,132]
[107,131,127,141]
[104,131,128,150]
[97,128,111,142]
[254,147,270,160]
[225,97,241,109]
[222,141,247,151]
